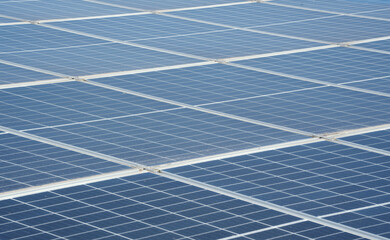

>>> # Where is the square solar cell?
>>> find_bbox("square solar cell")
[0,62,57,84]
[0,133,130,192]
[136,29,322,59]
[27,108,305,166]
[253,15,390,43]
[0,43,199,76]
[168,141,390,217]
[93,63,320,105]
[236,47,390,84]
[50,14,227,42]
[342,129,390,152]
[0,0,137,21]
[169,3,335,28]
[0,81,175,130]
[203,86,390,134]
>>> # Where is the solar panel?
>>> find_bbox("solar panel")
[0,0,389,239]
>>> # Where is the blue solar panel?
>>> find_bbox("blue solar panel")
[342,129,390,152]
[27,108,305,166]
[357,39,390,52]
[346,77,390,95]
[204,86,390,134]
[137,29,322,59]
[0,81,175,130]
[0,133,130,192]
[359,9,390,19]
[253,15,390,43]
[0,16,15,23]
[168,141,390,217]
[236,47,390,84]
[93,63,320,105]
[0,0,137,21]
[169,3,335,28]
[0,24,106,54]
[272,0,390,14]
[0,43,199,76]
[0,62,57,84]
[51,14,227,42]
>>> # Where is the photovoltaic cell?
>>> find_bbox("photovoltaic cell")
[346,77,390,95]
[0,24,106,54]
[93,63,321,105]
[342,129,390,152]
[136,29,322,59]
[169,3,335,28]
[0,133,130,192]
[0,173,362,240]
[0,62,57,84]
[357,39,390,52]
[27,108,305,166]
[0,81,175,130]
[51,14,227,42]
[253,15,390,43]
[0,0,137,21]
[236,47,390,84]
[0,43,199,76]
[272,0,390,14]
[204,86,390,134]
[168,141,390,217]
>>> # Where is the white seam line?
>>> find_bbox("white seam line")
[320,201,390,219]
[0,59,68,78]
[348,46,390,55]
[333,139,390,157]
[0,78,71,89]
[159,171,387,240]
[38,12,148,23]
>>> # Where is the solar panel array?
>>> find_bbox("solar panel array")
[1,0,390,239]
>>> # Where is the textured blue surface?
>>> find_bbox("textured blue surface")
[51,14,227,42]
[27,108,304,166]
[0,62,57,84]
[342,129,390,152]
[94,64,320,105]
[168,141,390,216]
[236,48,390,84]
[360,9,390,19]
[204,87,390,134]
[358,39,390,52]
[0,0,136,21]
[346,77,390,95]
[0,81,175,130]
[0,133,129,192]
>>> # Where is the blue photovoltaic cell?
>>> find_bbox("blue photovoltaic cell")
[168,141,390,217]
[0,43,199,76]
[342,129,390,152]
[0,81,175,130]
[94,63,320,105]
[357,39,390,52]
[95,0,239,10]
[170,3,335,28]
[136,29,322,59]
[204,86,390,134]
[360,9,390,19]
[236,48,390,84]
[0,62,57,84]
[0,24,106,54]
[346,77,390,95]
[253,15,390,43]
[273,0,390,14]
[27,108,305,166]
[51,14,227,42]
[0,0,136,21]
[0,173,304,240]
[0,133,130,192]
[325,204,390,238]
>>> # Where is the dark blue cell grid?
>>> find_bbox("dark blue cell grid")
[51,14,227,42]
[136,29,322,59]
[0,62,57,84]
[0,0,137,21]
[0,173,302,240]
[27,108,305,166]
[0,24,106,54]
[0,43,199,76]
[0,133,130,192]
[169,3,335,28]
[94,63,320,105]
[0,81,175,130]
[253,15,390,43]
[204,86,390,134]
[342,129,390,152]
[168,140,390,216]
[236,47,390,84]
